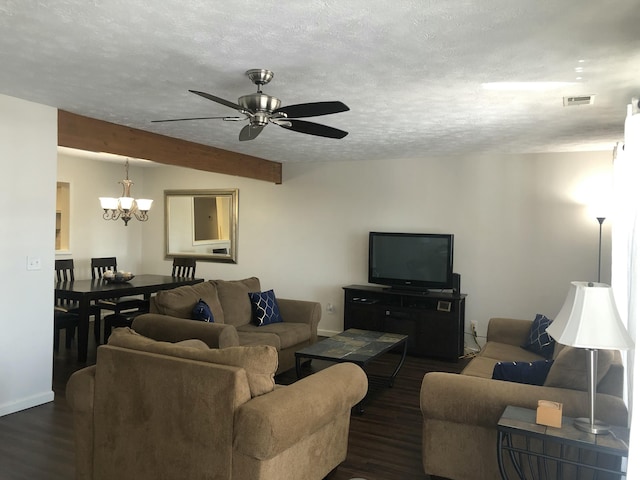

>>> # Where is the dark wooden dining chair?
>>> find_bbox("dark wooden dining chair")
[101,258,197,341]
[54,308,78,351]
[92,257,147,343]
[55,258,75,282]
[54,259,101,348]
[171,257,197,277]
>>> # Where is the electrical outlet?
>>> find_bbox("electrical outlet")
[326,303,336,314]
[470,320,477,337]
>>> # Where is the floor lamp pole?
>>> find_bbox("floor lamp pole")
[597,217,605,283]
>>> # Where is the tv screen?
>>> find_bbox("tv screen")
[368,232,454,290]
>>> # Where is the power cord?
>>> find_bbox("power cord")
[460,322,482,359]
[470,322,482,351]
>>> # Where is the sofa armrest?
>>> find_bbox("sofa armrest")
[486,317,533,346]
[234,363,367,459]
[66,366,96,480]
[420,372,628,429]
[277,298,321,342]
[131,313,240,348]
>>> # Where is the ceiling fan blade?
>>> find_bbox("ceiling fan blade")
[189,90,244,111]
[239,124,265,141]
[279,119,348,139]
[151,116,242,123]
[274,101,349,118]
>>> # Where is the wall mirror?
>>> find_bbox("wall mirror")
[165,189,238,263]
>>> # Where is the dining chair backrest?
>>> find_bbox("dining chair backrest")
[171,257,196,277]
[91,257,117,279]
[54,259,79,310]
[55,259,75,282]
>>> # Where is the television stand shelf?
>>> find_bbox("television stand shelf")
[343,284,466,361]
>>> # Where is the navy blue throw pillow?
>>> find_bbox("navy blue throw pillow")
[522,314,555,359]
[192,299,214,322]
[492,360,554,385]
[248,290,283,326]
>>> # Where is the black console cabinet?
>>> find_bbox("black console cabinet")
[343,285,466,361]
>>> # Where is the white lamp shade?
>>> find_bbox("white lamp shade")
[135,198,153,211]
[99,197,118,210]
[546,282,634,350]
[119,197,134,210]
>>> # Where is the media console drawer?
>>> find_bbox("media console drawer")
[343,285,466,361]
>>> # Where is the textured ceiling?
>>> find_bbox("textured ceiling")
[1,1,639,164]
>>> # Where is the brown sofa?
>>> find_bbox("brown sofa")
[420,317,628,480]
[137,277,321,374]
[66,327,368,480]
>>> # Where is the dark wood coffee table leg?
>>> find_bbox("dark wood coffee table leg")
[388,338,407,387]
[295,354,303,379]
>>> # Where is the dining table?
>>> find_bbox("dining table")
[55,274,204,362]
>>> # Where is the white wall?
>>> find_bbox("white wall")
[0,95,57,416]
[130,151,613,342]
[0,93,616,417]
[56,154,146,277]
[57,145,613,343]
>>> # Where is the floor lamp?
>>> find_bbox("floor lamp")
[546,281,634,434]
[596,217,605,283]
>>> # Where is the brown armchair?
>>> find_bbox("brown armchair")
[66,327,367,480]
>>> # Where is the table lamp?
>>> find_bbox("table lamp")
[546,281,634,434]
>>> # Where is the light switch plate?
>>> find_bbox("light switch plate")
[27,256,42,271]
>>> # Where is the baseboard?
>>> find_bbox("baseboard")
[318,328,341,337]
[0,390,54,417]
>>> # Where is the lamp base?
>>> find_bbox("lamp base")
[574,417,611,435]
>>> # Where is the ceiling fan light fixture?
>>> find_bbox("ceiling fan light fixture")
[238,93,281,113]
[251,112,270,126]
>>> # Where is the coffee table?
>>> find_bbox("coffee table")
[295,328,408,412]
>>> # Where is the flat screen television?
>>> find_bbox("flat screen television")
[368,232,454,291]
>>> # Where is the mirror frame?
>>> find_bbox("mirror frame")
[164,189,239,263]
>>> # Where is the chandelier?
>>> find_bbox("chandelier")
[99,160,152,226]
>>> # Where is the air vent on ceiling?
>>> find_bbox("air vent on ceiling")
[563,95,595,106]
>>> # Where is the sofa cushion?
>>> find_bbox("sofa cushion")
[249,289,283,326]
[492,360,554,385]
[153,281,225,323]
[108,327,277,397]
[544,346,614,392]
[213,277,261,327]
[461,342,545,378]
[236,330,281,349]
[521,314,555,359]
[237,321,311,349]
[192,299,215,322]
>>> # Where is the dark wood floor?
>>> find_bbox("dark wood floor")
[0,327,466,480]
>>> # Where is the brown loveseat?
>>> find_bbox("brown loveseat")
[420,317,628,480]
[66,327,368,480]
[137,277,321,374]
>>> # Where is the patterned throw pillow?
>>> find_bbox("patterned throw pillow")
[191,299,214,322]
[492,360,554,385]
[248,290,284,326]
[522,314,555,359]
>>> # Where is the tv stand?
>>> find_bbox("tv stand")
[385,286,454,295]
[343,284,466,361]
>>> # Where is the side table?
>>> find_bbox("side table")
[497,405,628,479]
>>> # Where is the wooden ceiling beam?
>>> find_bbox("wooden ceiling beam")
[58,110,282,184]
